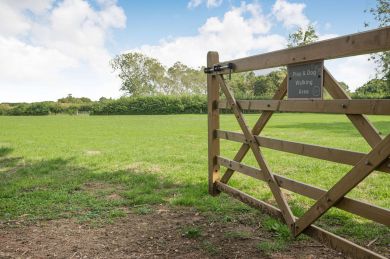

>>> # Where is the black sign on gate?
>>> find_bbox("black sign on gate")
[287,61,324,99]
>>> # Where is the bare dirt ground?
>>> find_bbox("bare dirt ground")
[0,205,343,259]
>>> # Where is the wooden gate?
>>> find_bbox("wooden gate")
[206,26,390,259]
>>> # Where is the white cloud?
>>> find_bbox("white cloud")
[207,0,223,8]
[188,0,203,8]
[133,2,283,68]
[272,0,309,29]
[187,0,223,9]
[0,0,126,102]
[326,55,376,91]
[0,37,77,81]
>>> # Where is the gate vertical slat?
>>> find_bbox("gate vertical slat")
[207,51,220,196]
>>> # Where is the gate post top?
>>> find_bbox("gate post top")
[207,51,219,66]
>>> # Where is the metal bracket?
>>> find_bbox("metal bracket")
[204,63,234,79]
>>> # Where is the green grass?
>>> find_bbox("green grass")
[257,239,287,253]
[134,205,154,215]
[224,230,253,239]
[182,226,202,238]
[201,240,219,255]
[0,114,389,248]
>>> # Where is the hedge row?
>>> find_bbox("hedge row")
[0,102,93,116]
[91,95,207,115]
[1,94,389,116]
[0,96,208,116]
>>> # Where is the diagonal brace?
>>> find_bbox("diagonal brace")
[294,134,390,236]
[323,68,382,148]
[217,75,295,227]
[220,77,287,183]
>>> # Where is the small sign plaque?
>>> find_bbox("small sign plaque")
[287,61,324,99]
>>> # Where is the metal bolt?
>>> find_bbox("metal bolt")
[341,104,347,108]
[365,160,371,166]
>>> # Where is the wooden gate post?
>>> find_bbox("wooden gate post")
[207,51,220,196]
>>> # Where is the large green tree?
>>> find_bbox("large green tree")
[111,53,165,96]
[287,24,319,47]
[354,79,389,97]
[253,70,286,97]
[166,62,205,95]
[229,72,256,96]
[365,0,389,83]
[111,53,205,96]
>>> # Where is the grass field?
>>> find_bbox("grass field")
[0,113,389,250]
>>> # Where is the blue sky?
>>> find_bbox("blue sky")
[113,0,376,52]
[0,0,380,102]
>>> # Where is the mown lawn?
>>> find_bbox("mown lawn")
[0,114,389,248]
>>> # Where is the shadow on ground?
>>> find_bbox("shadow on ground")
[0,147,13,157]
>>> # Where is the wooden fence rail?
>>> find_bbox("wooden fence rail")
[215,26,390,74]
[218,99,390,115]
[216,130,390,174]
[207,26,390,259]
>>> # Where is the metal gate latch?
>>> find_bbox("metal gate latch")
[204,63,234,79]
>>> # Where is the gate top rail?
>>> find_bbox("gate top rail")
[212,26,390,74]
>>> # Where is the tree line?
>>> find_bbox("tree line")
[111,50,388,100]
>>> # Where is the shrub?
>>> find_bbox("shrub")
[0,104,12,115]
[25,103,50,115]
[90,95,207,115]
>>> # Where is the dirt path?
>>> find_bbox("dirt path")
[0,205,342,258]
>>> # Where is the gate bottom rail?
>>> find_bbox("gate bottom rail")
[215,181,386,259]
